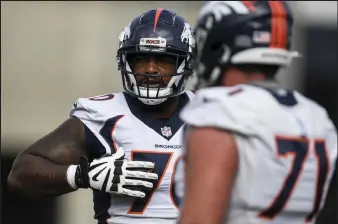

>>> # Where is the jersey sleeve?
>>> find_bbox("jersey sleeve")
[324,113,337,160]
[180,87,258,136]
[70,98,113,157]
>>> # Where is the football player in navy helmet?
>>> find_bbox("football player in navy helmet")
[117,8,195,106]
[8,8,196,224]
[177,1,336,224]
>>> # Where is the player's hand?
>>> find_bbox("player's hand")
[67,147,158,198]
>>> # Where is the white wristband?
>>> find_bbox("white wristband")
[66,165,79,190]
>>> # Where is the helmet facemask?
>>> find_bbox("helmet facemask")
[117,40,194,105]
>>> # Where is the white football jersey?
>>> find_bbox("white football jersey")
[178,83,337,224]
[70,91,194,224]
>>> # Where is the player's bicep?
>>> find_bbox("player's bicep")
[23,117,88,165]
[181,126,238,223]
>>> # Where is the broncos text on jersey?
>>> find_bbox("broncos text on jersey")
[70,91,194,224]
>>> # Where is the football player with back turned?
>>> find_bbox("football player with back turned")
[176,1,337,224]
[7,8,196,224]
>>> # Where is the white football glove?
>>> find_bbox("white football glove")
[66,146,158,198]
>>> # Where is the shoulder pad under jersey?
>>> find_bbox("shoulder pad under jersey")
[70,92,126,155]
[180,85,272,136]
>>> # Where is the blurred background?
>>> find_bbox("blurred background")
[1,1,337,224]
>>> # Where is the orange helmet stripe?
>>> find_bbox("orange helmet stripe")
[268,1,287,49]
[153,8,164,32]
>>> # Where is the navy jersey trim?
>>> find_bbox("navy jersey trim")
[123,92,190,140]
[93,190,111,223]
[71,116,107,161]
[99,115,125,154]
[250,84,298,106]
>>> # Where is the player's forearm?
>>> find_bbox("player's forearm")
[178,213,213,224]
[7,153,76,198]
[179,195,226,224]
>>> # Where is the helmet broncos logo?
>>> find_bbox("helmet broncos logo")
[198,1,249,22]
[118,22,132,48]
[194,1,251,88]
[123,22,131,40]
[181,22,195,49]
[196,1,250,60]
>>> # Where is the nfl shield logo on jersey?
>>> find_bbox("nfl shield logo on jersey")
[161,126,172,137]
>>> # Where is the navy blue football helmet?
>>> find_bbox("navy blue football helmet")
[194,1,300,88]
[117,9,196,105]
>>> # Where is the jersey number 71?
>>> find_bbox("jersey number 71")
[259,136,330,222]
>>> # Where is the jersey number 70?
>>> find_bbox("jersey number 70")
[127,151,181,214]
[259,136,330,222]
